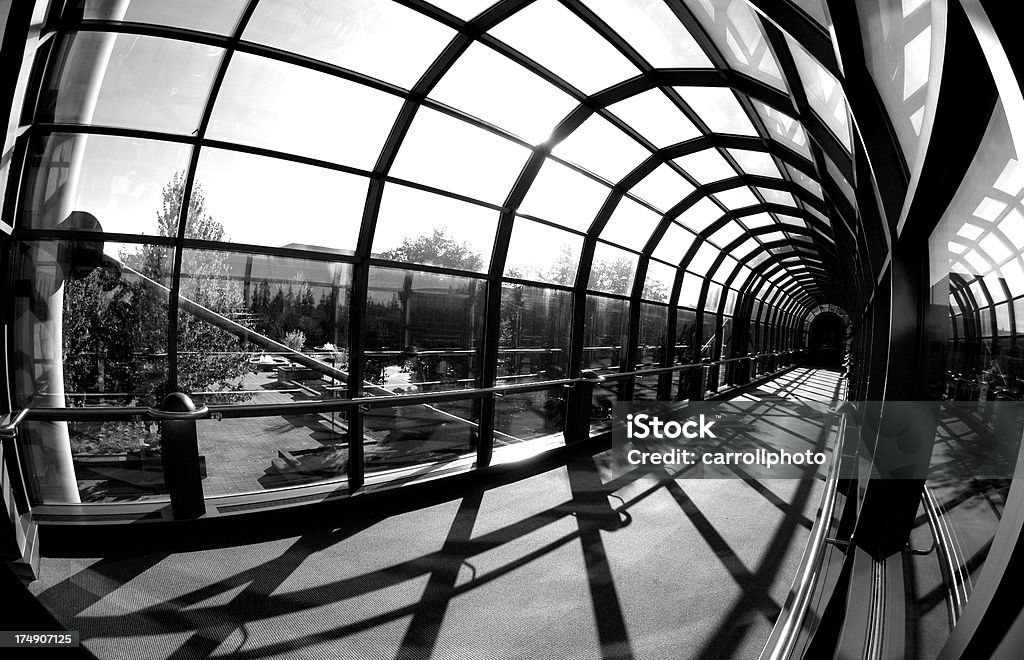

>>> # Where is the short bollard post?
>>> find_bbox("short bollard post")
[153,393,207,519]
[563,370,605,443]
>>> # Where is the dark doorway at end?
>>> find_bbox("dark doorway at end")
[808,313,846,368]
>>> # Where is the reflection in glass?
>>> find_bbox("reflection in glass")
[195,148,368,253]
[753,101,812,158]
[490,0,641,94]
[39,32,222,134]
[244,0,455,89]
[505,217,584,285]
[683,0,786,90]
[209,53,404,170]
[364,402,478,474]
[390,107,533,204]
[584,295,628,375]
[786,34,852,150]
[19,133,191,234]
[374,183,498,272]
[364,267,484,394]
[519,158,610,231]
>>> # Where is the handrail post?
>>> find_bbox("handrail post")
[153,393,207,519]
[563,370,604,443]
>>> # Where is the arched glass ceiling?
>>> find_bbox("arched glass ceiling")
[14,0,865,390]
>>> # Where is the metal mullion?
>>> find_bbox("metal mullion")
[745,0,838,77]
[165,0,260,393]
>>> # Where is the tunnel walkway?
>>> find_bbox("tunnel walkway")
[28,368,845,660]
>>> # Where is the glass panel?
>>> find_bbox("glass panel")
[675,86,758,136]
[373,183,498,272]
[682,0,786,90]
[786,163,825,199]
[494,283,572,439]
[758,187,798,207]
[244,0,455,89]
[679,272,703,307]
[677,196,724,232]
[607,89,700,148]
[581,0,711,68]
[675,307,698,365]
[583,295,629,373]
[38,32,222,134]
[688,241,720,273]
[364,401,478,473]
[505,217,583,285]
[13,241,171,410]
[643,260,676,303]
[364,267,484,394]
[706,281,723,309]
[653,222,696,264]
[630,163,696,212]
[674,148,737,184]
[637,302,669,372]
[431,42,577,145]
[602,197,662,251]
[786,34,852,150]
[714,186,760,209]
[518,158,610,231]
[19,133,191,235]
[589,242,638,295]
[390,107,533,204]
[825,156,856,207]
[711,254,739,284]
[177,249,352,406]
[752,101,812,158]
[857,0,932,165]
[80,0,246,33]
[791,0,831,28]
[490,0,641,95]
[552,113,651,183]
[728,148,782,178]
[429,0,497,20]
[209,53,403,170]
[195,147,368,253]
[709,219,745,248]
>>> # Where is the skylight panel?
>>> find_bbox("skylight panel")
[607,90,701,148]
[374,182,499,271]
[81,0,248,34]
[785,163,824,199]
[631,164,696,212]
[490,0,642,95]
[674,149,737,184]
[552,113,651,182]
[710,220,745,248]
[677,196,724,232]
[429,0,498,20]
[518,158,611,231]
[581,0,712,68]
[728,149,782,178]
[688,241,720,273]
[430,42,578,145]
[244,0,455,89]
[390,107,532,204]
[682,0,786,90]
[752,101,812,158]
[602,197,663,251]
[195,147,368,253]
[786,34,852,150]
[675,86,758,136]
[653,222,697,263]
[714,186,760,209]
[757,187,798,207]
[209,53,403,170]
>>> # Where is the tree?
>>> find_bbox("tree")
[379,227,483,271]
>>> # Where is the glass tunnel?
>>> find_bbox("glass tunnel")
[1,0,1023,658]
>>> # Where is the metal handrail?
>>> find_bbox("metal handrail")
[20,350,804,424]
[0,408,29,437]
